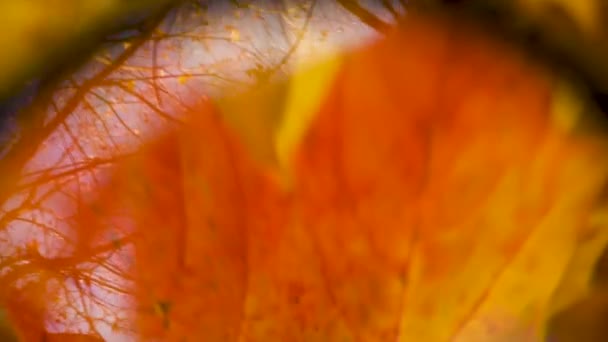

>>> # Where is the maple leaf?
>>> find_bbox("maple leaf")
[3,13,608,342]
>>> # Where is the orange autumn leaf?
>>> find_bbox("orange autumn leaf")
[3,13,608,342]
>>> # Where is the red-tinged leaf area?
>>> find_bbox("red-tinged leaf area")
[3,13,608,342]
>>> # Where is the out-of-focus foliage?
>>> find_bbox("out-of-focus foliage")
[2,0,608,341]
[0,0,177,99]
[510,0,608,94]
[513,0,603,36]
[0,308,17,341]
[424,0,608,93]
[3,12,608,341]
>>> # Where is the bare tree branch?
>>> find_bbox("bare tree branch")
[337,0,392,32]
[0,4,174,214]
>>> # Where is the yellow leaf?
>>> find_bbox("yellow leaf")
[276,53,342,182]
[516,0,600,35]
